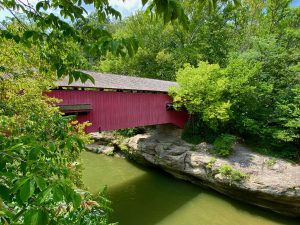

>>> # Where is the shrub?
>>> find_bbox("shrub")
[0,76,114,224]
[218,164,247,182]
[213,134,237,157]
[169,61,231,130]
[171,39,300,160]
[116,127,145,137]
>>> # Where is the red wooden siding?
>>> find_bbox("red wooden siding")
[47,90,188,133]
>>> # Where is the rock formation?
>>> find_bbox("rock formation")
[87,127,300,217]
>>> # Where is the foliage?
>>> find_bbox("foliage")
[218,164,247,183]
[116,127,145,138]
[170,61,231,129]
[0,39,115,224]
[96,3,234,80]
[0,0,196,82]
[213,134,236,157]
[181,119,203,144]
[266,159,276,169]
[0,78,114,225]
[206,157,217,170]
[170,2,300,160]
[181,115,219,144]
[98,48,178,80]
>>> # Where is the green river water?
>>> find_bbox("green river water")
[81,151,299,225]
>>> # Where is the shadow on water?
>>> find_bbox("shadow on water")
[81,152,299,225]
[107,165,299,225]
[107,170,200,225]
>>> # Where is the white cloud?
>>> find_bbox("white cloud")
[109,0,143,16]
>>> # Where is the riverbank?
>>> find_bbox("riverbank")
[86,127,300,217]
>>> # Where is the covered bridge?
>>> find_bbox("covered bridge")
[47,70,188,133]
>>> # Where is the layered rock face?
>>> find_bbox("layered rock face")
[88,127,300,217]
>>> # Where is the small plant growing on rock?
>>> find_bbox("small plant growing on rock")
[206,157,217,170]
[106,151,115,157]
[213,134,237,157]
[266,159,276,169]
[218,164,247,182]
[117,128,145,137]
[119,144,129,152]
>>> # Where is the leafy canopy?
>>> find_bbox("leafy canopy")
[0,0,240,82]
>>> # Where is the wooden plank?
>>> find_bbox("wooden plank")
[59,104,92,112]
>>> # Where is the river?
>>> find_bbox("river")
[81,151,299,225]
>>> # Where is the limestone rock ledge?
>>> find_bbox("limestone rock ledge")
[90,130,300,217]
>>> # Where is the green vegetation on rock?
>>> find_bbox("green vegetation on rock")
[218,164,248,183]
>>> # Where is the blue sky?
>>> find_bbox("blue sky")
[0,0,143,20]
[0,0,300,21]
[291,0,300,6]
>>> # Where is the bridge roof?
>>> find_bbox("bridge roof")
[56,70,178,92]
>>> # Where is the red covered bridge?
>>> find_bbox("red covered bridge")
[47,71,188,133]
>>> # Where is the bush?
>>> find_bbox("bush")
[116,127,145,137]
[171,37,300,160]
[0,38,113,224]
[218,164,247,183]
[170,62,231,130]
[213,134,237,157]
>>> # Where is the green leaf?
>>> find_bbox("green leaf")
[48,142,56,152]
[24,209,49,225]
[12,177,29,193]
[20,179,35,203]
[68,74,74,84]
[35,176,47,191]
[23,30,35,39]
[37,187,52,204]
[132,38,139,52]
[72,192,81,209]
[52,185,64,202]
[127,44,134,57]
[28,147,41,160]
[0,207,14,218]
[142,0,148,6]
[0,185,10,201]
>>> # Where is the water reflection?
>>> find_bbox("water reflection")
[81,152,299,225]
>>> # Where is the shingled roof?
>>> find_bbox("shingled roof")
[55,70,178,92]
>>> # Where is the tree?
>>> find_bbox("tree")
[0,0,240,82]
[97,1,234,80]
[0,35,117,224]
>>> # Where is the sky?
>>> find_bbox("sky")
[109,0,142,16]
[0,0,300,21]
[0,0,143,20]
